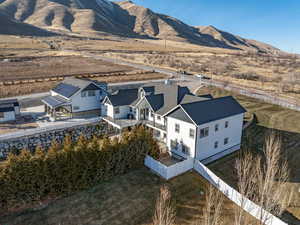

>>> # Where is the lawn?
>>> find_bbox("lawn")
[0,168,251,225]
[197,86,300,224]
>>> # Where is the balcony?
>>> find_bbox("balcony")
[143,120,166,132]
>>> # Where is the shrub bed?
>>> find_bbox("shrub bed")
[0,126,160,210]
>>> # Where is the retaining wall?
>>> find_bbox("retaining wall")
[0,119,116,159]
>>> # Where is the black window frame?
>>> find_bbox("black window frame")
[189,128,195,138]
[214,141,218,149]
[200,127,209,138]
[215,124,219,132]
[224,138,229,145]
[175,123,180,133]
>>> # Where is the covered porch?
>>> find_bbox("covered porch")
[42,96,72,121]
[102,116,140,130]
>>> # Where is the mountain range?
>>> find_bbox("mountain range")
[0,0,280,53]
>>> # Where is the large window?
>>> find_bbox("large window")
[81,91,87,97]
[200,127,209,138]
[114,107,120,114]
[224,138,229,145]
[88,90,96,97]
[73,106,80,110]
[189,129,195,138]
[175,123,180,133]
[0,112,4,119]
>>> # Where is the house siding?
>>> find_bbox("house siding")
[167,117,197,158]
[195,113,244,161]
[71,90,104,113]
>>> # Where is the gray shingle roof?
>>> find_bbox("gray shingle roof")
[178,96,246,125]
[52,78,103,98]
[52,83,80,98]
[167,107,194,124]
[0,99,19,107]
[42,95,71,108]
[0,104,14,112]
[106,89,139,106]
[139,84,192,115]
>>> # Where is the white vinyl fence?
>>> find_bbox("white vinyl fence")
[144,155,193,180]
[193,160,287,225]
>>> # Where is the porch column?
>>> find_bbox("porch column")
[53,108,57,121]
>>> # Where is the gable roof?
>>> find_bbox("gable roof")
[52,77,103,98]
[178,96,246,126]
[138,84,192,115]
[106,88,139,106]
[167,107,194,124]
[0,99,19,107]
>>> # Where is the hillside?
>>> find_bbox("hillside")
[0,11,55,36]
[0,0,281,53]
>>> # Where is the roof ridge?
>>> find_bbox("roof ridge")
[181,95,233,107]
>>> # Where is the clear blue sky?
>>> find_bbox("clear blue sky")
[131,0,300,53]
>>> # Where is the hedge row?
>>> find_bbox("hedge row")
[0,126,160,209]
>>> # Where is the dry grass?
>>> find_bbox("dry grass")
[0,168,257,225]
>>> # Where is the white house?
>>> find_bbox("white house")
[102,83,246,162]
[42,78,107,121]
[165,96,245,161]
[0,99,20,123]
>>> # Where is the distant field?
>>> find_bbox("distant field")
[0,55,134,81]
[198,86,300,223]
[0,72,166,98]
[0,168,258,225]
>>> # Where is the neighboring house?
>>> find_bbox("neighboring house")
[42,78,107,121]
[102,82,246,161]
[0,99,20,123]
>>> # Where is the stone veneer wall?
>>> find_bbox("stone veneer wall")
[0,121,117,159]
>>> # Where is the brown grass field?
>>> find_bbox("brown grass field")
[0,168,258,225]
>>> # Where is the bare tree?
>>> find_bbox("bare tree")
[196,184,224,225]
[153,185,176,225]
[235,132,294,225]
[235,151,257,225]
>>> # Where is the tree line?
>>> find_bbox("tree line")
[0,126,160,211]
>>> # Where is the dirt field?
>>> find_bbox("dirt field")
[0,168,258,225]
[197,86,300,224]
[0,55,135,81]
